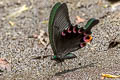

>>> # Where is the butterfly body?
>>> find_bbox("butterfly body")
[48,2,99,62]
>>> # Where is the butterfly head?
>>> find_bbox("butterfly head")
[51,55,64,62]
[51,55,58,60]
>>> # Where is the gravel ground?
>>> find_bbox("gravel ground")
[0,0,120,80]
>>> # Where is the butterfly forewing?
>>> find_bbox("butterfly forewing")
[53,3,82,58]
[49,2,61,55]
[53,3,72,32]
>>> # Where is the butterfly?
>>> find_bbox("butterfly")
[48,2,99,63]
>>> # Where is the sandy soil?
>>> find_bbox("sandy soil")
[0,0,120,80]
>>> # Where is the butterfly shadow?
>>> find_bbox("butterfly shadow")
[55,62,97,76]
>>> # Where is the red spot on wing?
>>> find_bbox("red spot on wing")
[78,29,82,33]
[80,43,86,48]
[67,27,72,33]
[78,28,84,34]
[61,32,66,36]
[73,27,76,33]
[83,35,92,42]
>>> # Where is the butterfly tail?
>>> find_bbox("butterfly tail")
[83,18,99,32]
[63,53,77,59]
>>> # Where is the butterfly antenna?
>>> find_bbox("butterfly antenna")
[60,62,64,72]
[32,55,52,59]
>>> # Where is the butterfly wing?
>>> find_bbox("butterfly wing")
[49,3,99,59]
[52,3,82,58]
[84,18,99,32]
[48,2,61,55]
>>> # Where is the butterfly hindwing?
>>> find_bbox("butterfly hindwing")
[84,18,99,32]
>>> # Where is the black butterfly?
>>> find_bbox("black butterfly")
[33,2,99,63]
[48,2,99,63]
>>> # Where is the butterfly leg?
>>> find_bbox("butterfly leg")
[62,62,66,71]
[63,61,69,70]
[56,61,65,72]
[60,62,62,72]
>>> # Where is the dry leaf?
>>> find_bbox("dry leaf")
[111,2,120,11]
[28,30,49,47]
[76,16,85,24]
[41,20,48,24]
[9,21,15,27]
[4,5,32,19]
[0,58,11,72]
[38,30,49,47]
[103,4,109,8]
[108,34,119,49]
[97,0,102,6]
[101,73,120,80]
[28,34,38,38]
